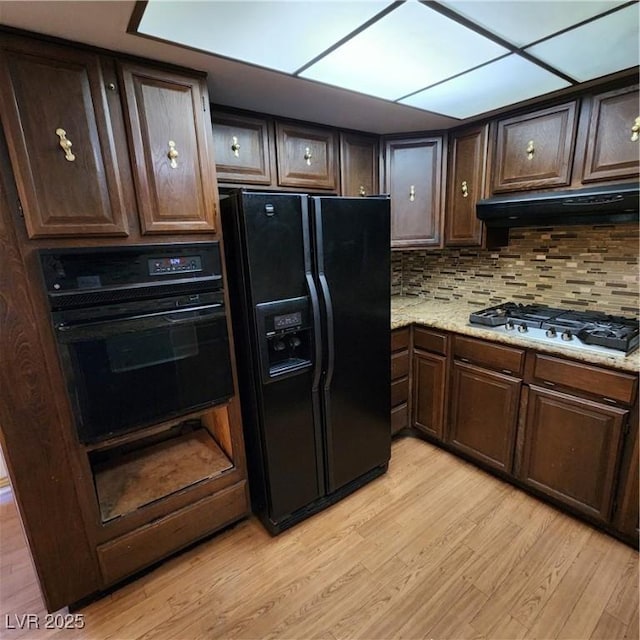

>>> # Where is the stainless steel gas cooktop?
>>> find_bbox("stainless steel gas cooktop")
[469,303,639,357]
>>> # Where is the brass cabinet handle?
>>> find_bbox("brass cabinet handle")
[409,185,415,202]
[304,147,312,166]
[359,185,366,197]
[167,140,179,168]
[631,117,640,142]
[231,136,240,157]
[526,140,535,160]
[461,180,469,198]
[55,128,75,162]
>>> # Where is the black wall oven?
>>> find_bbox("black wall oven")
[39,243,234,444]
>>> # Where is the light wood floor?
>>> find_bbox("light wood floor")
[1,436,638,639]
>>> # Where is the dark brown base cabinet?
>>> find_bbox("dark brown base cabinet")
[446,336,524,473]
[412,327,448,440]
[614,416,639,538]
[518,386,627,523]
[401,325,638,546]
[391,328,410,435]
[449,362,521,473]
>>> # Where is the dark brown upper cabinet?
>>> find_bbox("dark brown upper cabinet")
[339,132,379,197]
[491,101,578,193]
[212,111,274,185]
[276,122,338,190]
[0,34,130,238]
[445,124,488,246]
[580,84,640,184]
[385,136,444,249]
[119,63,218,234]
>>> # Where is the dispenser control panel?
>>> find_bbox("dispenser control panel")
[273,311,302,331]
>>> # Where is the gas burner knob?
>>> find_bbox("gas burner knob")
[561,330,573,341]
[517,323,528,333]
[545,327,557,338]
[505,320,515,331]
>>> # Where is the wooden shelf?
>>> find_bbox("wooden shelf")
[93,429,233,522]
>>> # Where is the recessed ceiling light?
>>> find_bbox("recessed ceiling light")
[399,54,570,119]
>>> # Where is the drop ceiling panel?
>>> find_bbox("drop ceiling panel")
[299,1,508,100]
[137,0,391,73]
[526,4,640,82]
[400,55,571,119]
[437,0,629,47]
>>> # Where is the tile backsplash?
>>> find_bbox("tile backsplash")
[392,223,639,316]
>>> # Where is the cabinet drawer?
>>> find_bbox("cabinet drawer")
[532,354,637,405]
[391,328,410,352]
[97,481,248,587]
[391,403,408,435]
[414,326,447,355]
[391,377,409,407]
[454,336,524,375]
[391,351,409,380]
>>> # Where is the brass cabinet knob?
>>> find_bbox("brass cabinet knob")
[231,135,240,157]
[303,147,312,166]
[631,117,640,142]
[526,140,535,160]
[409,185,416,202]
[167,140,179,168]
[461,180,469,198]
[359,185,366,197]
[55,128,75,162]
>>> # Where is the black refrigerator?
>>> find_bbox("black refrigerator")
[221,190,390,533]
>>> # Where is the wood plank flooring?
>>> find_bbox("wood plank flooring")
[1,436,638,639]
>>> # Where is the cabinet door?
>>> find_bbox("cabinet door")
[519,385,627,523]
[445,124,487,246]
[614,420,638,539]
[385,137,444,249]
[0,35,129,238]
[448,361,520,472]
[340,132,379,197]
[212,112,273,185]
[412,350,446,440]
[491,101,577,193]
[119,64,218,234]
[276,122,337,190]
[581,85,640,183]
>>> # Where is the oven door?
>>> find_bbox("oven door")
[54,300,234,443]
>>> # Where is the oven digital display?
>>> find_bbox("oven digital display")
[273,312,302,330]
[148,255,202,275]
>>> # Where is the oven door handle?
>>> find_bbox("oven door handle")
[55,303,226,340]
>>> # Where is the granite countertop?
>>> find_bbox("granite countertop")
[391,296,640,374]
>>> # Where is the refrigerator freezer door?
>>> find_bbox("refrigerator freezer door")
[232,192,325,522]
[312,196,391,493]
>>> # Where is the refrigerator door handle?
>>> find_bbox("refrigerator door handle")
[305,273,323,390]
[318,272,335,389]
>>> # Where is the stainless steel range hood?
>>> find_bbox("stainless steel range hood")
[476,182,639,228]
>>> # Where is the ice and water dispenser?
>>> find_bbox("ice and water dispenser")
[255,296,313,384]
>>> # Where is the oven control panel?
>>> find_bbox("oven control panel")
[148,255,202,275]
